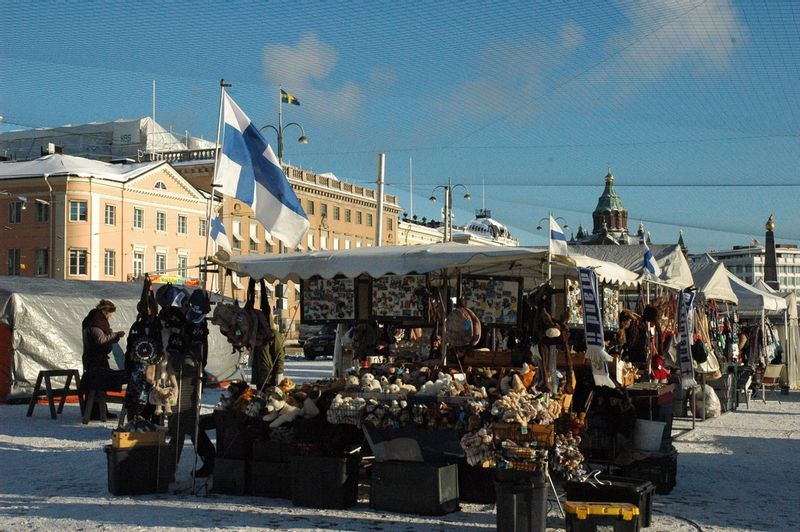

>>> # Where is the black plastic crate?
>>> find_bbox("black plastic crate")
[252,439,290,463]
[371,461,460,515]
[251,461,292,499]
[457,460,496,504]
[495,467,547,532]
[212,457,249,495]
[214,410,253,460]
[564,474,655,527]
[614,444,678,495]
[104,444,173,496]
[290,454,359,509]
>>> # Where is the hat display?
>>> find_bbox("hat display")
[187,290,212,324]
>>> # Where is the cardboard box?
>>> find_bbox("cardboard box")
[111,430,166,448]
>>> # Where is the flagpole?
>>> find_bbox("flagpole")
[278,86,284,162]
[547,211,552,281]
[203,79,231,291]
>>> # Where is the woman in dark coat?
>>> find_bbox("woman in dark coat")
[81,299,127,418]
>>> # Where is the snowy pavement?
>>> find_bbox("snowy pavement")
[1,359,798,531]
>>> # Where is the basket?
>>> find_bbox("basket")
[326,404,364,427]
[507,461,541,472]
[493,423,555,448]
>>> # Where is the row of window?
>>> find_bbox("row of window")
[67,201,208,236]
[6,248,49,276]
[7,201,50,224]
[305,201,391,229]
[66,249,189,277]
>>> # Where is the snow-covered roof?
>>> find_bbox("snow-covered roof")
[0,153,163,182]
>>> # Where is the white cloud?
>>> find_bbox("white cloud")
[261,33,361,121]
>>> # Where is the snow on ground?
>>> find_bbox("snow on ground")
[1,355,798,531]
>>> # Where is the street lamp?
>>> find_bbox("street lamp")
[429,177,471,242]
[259,123,308,162]
[536,216,569,232]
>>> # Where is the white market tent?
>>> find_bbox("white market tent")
[689,262,738,304]
[214,243,641,288]
[725,272,787,314]
[570,244,694,290]
[0,278,243,400]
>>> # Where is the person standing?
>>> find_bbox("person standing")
[81,299,127,419]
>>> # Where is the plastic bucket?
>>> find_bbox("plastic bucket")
[633,419,666,452]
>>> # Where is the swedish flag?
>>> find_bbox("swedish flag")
[281,89,300,106]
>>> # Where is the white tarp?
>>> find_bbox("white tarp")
[689,262,738,304]
[571,244,694,290]
[0,278,243,399]
[214,242,642,289]
[725,272,787,313]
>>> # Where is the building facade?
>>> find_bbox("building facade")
[0,154,208,282]
[708,244,800,296]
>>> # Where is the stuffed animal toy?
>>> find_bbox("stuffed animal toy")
[262,389,302,428]
[148,356,178,416]
[293,391,321,419]
[278,377,295,395]
[232,386,255,413]
[214,381,249,410]
[245,391,268,418]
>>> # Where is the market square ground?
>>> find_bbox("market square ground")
[1,357,798,532]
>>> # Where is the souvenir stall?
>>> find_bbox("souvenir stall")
[207,243,654,528]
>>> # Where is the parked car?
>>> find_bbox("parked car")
[297,324,323,347]
[302,324,337,360]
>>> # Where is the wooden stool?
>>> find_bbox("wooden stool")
[82,386,126,425]
[26,369,83,420]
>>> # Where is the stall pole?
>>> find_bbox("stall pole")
[333,323,349,378]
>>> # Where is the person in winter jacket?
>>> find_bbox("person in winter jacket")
[252,303,285,390]
[81,299,127,419]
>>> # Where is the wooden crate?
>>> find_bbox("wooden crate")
[493,422,555,448]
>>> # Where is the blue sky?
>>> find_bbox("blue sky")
[1,0,798,252]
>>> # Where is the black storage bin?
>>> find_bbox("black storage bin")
[494,468,547,532]
[214,410,252,460]
[458,460,496,504]
[371,461,460,515]
[564,475,655,527]
[614,444,678,495]
[290,454,359,509]
[212,457,249,495]
[251,461,292,499]
[104,444,173,496]
[252,439,290,463]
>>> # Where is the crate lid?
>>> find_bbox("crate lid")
[565,501,639,520]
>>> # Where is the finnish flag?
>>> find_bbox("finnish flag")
[213,93,310,248]
[209,210,232,253]
[549,215,569,257]
[643,242,662,278]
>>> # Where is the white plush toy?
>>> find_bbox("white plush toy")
[262,390,301,428]
[148,356,178,416]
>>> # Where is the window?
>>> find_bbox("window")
[333,206,340,220]
[199,218,207,237]
[7,249,21,276]
[388,218,393,230]
[37,202,50,223]
[345,209,351,223]
[333,237,340,250]
[133,252,144,277]
[35,248,48,276]
[8,201,23,224]
[154,181,167,190]
[156,211,166,232]
[133,207,144,229]
[232,220,242,250]
[320,203,328,217]
[249,223,260,252]
[320,234,328,250]
[104,204,116,225]
[69,249,87,275]
[367,213,373,227]
[155,253,167,273]
[69,200,87,222]
[356,211,362,224]
[306,200,315,215]
[345,238,351,250]
[104,250,115,276]
[355,239,361,248]
[178,215,187,235]
[307,233,315,250]
[177,255,188,277]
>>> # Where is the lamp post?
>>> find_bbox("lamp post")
[429,177,471,242]
[260,91,308,162]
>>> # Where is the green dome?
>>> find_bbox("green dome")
[594,170,625,212]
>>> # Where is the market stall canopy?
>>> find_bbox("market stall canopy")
[570,244,693,290]
[213,243,641,288]
[725,272,787,313]
[689,262,738,304]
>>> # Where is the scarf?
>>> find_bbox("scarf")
[82,308,112,335]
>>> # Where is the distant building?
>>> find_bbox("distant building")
[572,168,638,246]
[453,209,518,246]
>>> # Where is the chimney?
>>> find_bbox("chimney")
[764,214,779,290]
